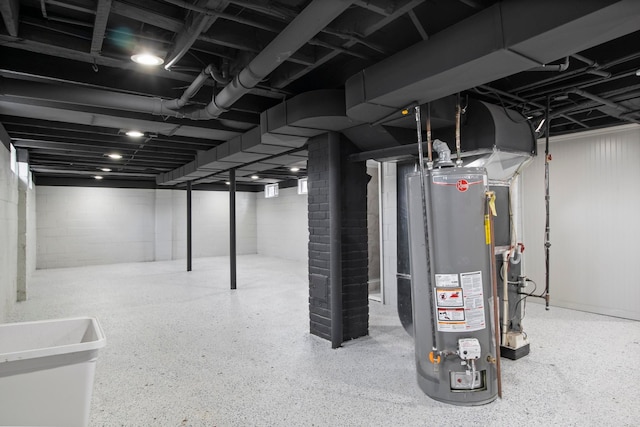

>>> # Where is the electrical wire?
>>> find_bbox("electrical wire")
[512,278,547,322]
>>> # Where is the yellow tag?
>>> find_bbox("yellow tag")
[488,191,497,216]
[485,214,491,245]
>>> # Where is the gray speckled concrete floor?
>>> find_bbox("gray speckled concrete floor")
[7,255,640,426]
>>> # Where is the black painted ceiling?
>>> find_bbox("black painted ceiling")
[1,0,639,189]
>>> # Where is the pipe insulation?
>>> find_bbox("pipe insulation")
[191,0,356,119]
[0,1,354,122]
[163,64,229,111]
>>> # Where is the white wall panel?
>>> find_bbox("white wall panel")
[0,145,18,321]
[256,186,308,262]
[522,124,640,320]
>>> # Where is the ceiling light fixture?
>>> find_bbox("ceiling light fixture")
[636,69,640,76]
[100,168,112,172]
[126,130,144,137]
[290,167,300,172]
[107,153,123,159]
[131,52,164,66]
[94,175,103,180]
[225,181,231,185]
[251,175,259,180]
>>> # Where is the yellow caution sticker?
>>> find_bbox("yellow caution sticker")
[485,214,491,245]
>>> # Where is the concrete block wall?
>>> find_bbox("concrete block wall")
[308,134,369,343]
[340,144,369,340]
[155,189,173,261]
[366,164,380,292]
[37,187,156,269]
[16,176,36,301]
[381,162,398,308]
[0,144,18,321]
[256,186,308,262]
[171,190,256,259]
[36,187,258,268]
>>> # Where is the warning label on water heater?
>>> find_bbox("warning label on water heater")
[435,274,459,287]
[436,271,486,332]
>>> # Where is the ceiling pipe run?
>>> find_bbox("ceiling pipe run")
[163,0,230,70]
[2,0,380,128]
[528,57,570,72]
[163,64,230,111]
[566,88,640,124]
[345,0,640,124]
[571,53,612,78]
[188,0,356,120]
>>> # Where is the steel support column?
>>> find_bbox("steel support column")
[187,181,192,272]
[328,132,343,348]
[229,168,237,290]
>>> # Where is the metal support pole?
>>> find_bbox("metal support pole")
[187,181,192,272]
[230,169,237,290]
[328,132,343,349]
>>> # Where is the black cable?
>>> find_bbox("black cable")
[511,278,546,322]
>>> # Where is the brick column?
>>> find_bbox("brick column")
[308,133,369,344]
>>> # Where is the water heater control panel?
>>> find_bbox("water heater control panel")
[458,338,481,360]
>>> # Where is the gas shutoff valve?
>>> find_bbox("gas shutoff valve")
[458,338,481,360]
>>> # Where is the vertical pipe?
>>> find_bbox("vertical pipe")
[426,103,433,163]
[377,161,385,304]
[328,131,343,349]
[455,93,462,166]
[487,193,502,398]
[230,169,237,290]
[187,181,192,272]
[544,97,551,310]
[415,106,438,353]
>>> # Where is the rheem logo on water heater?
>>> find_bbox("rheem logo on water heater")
[456,179,469,192]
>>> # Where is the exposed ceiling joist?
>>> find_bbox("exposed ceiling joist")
[91,0,112,55]
[1,0,639,188]
[271,0,426,89]
[0,0,20,37]
[163,0,230,69]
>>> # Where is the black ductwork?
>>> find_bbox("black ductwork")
[345,0,640,124]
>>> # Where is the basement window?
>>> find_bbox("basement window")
[265,183,279,198]
[298,177,308,195]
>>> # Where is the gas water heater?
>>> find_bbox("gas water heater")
[407,166,498,405]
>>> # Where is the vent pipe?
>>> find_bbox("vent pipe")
[189,0,355,119]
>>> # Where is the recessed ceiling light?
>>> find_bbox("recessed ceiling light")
[251,175,259,180]
[636,69,640,76]
[100,168,112,172]
[131,52,164,66]
[126,130,144,137]
[94,175,103,180]
[225,181,231,185]
[107,153,123,159]
[290,167,300,172]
